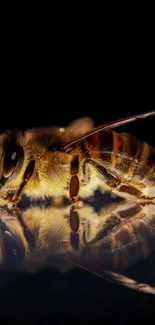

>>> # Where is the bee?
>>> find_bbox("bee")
[0,198,155,294]
[0,111,155,251]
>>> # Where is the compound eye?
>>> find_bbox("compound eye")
[0,215,25,269]
[3,230,25,268]
[3,144,23,178]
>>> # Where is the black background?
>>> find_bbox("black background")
[1,31,155,323]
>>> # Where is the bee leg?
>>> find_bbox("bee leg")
[82,219,90,245]
[83,203,141,247]
[87,159,143,198]
[69,174,80,203]
[10,207,35,249]
[69,155,82,250]
[86,159,121,189]
[69,175,81,250]
[69,156,90,249]
[69,154,80,200]
[69,207,80,250]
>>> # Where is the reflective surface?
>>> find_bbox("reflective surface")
[0,190,155,294]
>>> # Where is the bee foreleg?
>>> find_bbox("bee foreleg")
[69,155,80,202]
[69,175,80,202]
[8,206,35,249]
[69,155,81,250]
[69,207,80,250]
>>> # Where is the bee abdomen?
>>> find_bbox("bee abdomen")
[101,132,155,188]
[79,130,155,198]
[82,131,142,175]
[99,205,155,270]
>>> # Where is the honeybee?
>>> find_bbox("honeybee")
[0,111,155,251]
[0,197,155,294]
[0,111,154,203]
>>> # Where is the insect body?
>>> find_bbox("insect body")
[0,199,155,294]
[59,110,155,249]
[0,111,155,250]
[63,112,155,202]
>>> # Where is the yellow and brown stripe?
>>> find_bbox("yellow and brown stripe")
[72,129,155,193]
[82,130,141,174]
[80,132,102,160]
[94,130,154,186]
[79,130,114,164]
[92,203,155,270]
[109,132,141,177]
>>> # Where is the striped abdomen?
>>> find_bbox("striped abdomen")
[79,203,155,272]
[78,130,155,198]
[100,203,155,270]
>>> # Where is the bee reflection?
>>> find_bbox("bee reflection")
[0,197,155,282]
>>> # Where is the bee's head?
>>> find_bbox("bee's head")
[0,130,35,203]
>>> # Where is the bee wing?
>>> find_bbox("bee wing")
[65,201,155,295]
[61,111,155,150]
[65,117,94,140]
